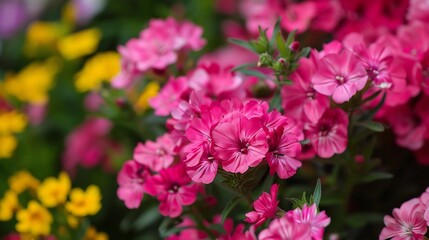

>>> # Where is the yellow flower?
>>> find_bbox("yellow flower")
[16,201,52,236]
[37,172,71,207]
[66,185,102,217]
[75,52,120,92]
[57,28,101,60]
[84,226,109,240]
[8,171,40,194]
[0,134,18,158]
[0,190,19,221]
[67,214,79,228]
[0,110,27,135]
[134,82,160,112]
[2,59,59,104]
[25,21,64,56]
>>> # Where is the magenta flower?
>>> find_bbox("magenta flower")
[282,57,330,123]
[305,108,348,158]
[312,50,367,103]
[165,217,207,240]
[266,126,302,179]
[185,144,219,184]
[219,218,256,240]
[117,160,150,209]
[280,2,316,33]
[379,198,427,240]
[259,215,312,240]
[144,164,198,218]
[149,76,189,116]
[212,117,268,173]
[133,133,175,172]
[286,204,331,240]
[245,184,280,228]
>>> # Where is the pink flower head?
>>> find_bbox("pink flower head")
[259,214,312,240]
[286,204,331,240]
[311,0,343,32]
[280,2,316,33]
[305,108,348,158]
[185,144,219,184]
[149,76,189,116]
[245,184,280,228]
[266,126,302,179]
[188,63,245,100]
[212,116,268,173]
[420,188,429,226]
[117,160,150,209]
[379,198,427,240]
[112,17,205,88]
[144,164,198,218]
[219,218,257,240]
[133,133,176,172]
[63,118,117,176]
[282,57,330,123]
[407,0,429,29]
[312,49,367,103]
[165,217,207,240]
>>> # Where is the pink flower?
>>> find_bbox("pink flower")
[187,63,246,100]
[185,144,219,184]
[112,17,205,88]
[266,126,302,179]
[165,217,207,240]
[305,108,348,158]
[63,118,118,176]
[407,0,429,24]
[259,215,312,240]
[245,184,280,228]
[144,164,199,218]
[282,57,330,123]
[133,133,176,172]
[212,116,268,173]
[219,218,256,240]
[379,198,427,240]
[117,160,150,209]
[311,0,343,32]
[149,76,189,116]
[280,2,316,33]
[312,50,367,103]
[286,204,331,240]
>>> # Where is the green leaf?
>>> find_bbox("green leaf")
[357,121,385,132]
[221,195,242,223]
[285,30,296,48]
[366,92,386,120]
[231,62,258,72]
[260,174,274,193]
[358,172,393,183]
[312,179,322,207]
[238,69,273,80]
[269,18,282,52]
[159,218,188,238]
[276,33,289,58]
[228,38,258,53]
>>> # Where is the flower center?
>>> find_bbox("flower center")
[335,75,345,84]
[239,140,250,154]
[156,148,166,156]
[319,125,331,137]
[168,184,180,193]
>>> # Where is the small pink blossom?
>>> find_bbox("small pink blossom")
[265,126,302,179]
[245,184,280,228]
[149,76,189,116]
[286,204,331,240]
[259,215,312,240]
[281,2,316,33]
[211,116,268,173]
[282,57,330,123]
[312,50,368,104]
[133,133,176,172]
[305,108,349,158]
[379,198,427,240]
[117,160,150,209]
[144,164,199,218]
[219,218,256,240]
[165,217,207,240]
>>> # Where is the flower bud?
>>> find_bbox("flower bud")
[289,41,300,52]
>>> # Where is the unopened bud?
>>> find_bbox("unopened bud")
[258,52,273,67]
[289,41,300,52]
[115,98,127,108]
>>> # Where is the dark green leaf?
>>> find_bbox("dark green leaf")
[231,62,258,72]
[312,179,322,207]
[276,33,289,58]
[228,38,258,53]
[239,69,272,80]
[221,195,242,223]
[357,121,385,132]
[358,172,393,183]
[269,18,282,52]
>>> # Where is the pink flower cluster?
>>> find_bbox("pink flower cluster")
[112,17,206,88]
[380,187,429,240]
